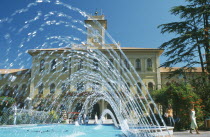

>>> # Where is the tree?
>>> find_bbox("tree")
[158,0,210,80]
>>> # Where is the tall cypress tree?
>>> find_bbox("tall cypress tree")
[158,0,210,80]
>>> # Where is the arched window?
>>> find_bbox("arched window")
[61,83,67,93]
[51,59,56,71]
[108,59,114,70]
[69,58,71,74]
[135,59,141,71]
[78,59,83,70]
[4,84,11,96]
[92,29,100,43]
[127,82,130,92]
[93,59,99,71]
[148,82,154,92]
[21,84,27,97]
[13,84,19,98]
[137,82,141,93]
[38,83,43,94]
[147,58,152,71]
[92,82,100,91]
[124,59,130,70]
[50,83,55,94]
[96,83,101,91]
[40,59,45,72]
[107,82,113,90]
[77,82,84,91]
[22,84,27,92]
[62,59,68,72]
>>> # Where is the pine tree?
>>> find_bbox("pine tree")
[158,0,210,80]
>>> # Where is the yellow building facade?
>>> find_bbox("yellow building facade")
[0,15,202,115]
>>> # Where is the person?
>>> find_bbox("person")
[189,104,200,134]
[165,104,174,126]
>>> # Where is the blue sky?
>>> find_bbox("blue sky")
[0,0,186,69]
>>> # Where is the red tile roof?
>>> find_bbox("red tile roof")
[0,69,30,74]
[160,67,203,73]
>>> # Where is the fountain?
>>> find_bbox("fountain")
[13,105,17,125]
[99,109,118,128]
[0,0,172,136]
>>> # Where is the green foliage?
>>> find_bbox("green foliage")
[45,110,59,123]
[0,96,15,116]
[147,67,153,71]
[158,0,210,74]
[151,82,204,130]
[191,77,210,118]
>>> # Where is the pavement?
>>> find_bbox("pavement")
[67,119,210,136]
[173,130,210,137]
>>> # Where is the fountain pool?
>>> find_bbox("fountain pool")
[0,124,125,137]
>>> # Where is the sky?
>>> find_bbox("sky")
[0,0,186,69]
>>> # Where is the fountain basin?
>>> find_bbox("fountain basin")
[0,124,124,137]
[128,126,174,137]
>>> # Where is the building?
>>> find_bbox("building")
[0,14,202,116]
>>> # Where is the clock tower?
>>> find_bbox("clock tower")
[85,12,107,48]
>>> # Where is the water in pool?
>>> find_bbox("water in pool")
[0,124,125,137]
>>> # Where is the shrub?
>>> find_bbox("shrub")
[151,82,204,130]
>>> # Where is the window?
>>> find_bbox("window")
[40,59,45,72]
[4,84,11,96]
[93,59,99,70]
[148,82,154,92]
[38,83,44,94]
[61,83,67,93]
[92,29,100,43]
[21,84,27,96]
[137,82,141,93]
[62,59,68,72]
[108,59,114,70]
[51,59,56,71]
[92,82,100,91]
[147,58,152,71]
[13,84,19,98]
[107,82,111,89]
[126,82,130,92]
[78,59,83,70]
[50,83,55,94]
[77,82,84,91]
[135,59,141,71]
[124,59,130,70]
[22,84,27,91]
[69,58,71,74]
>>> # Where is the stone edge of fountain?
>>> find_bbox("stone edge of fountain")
[127,126,174,137]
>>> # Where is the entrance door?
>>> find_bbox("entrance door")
[91,103,100,119]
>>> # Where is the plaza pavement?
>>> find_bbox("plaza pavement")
[67,119,210,136]
[173,130,210,137]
